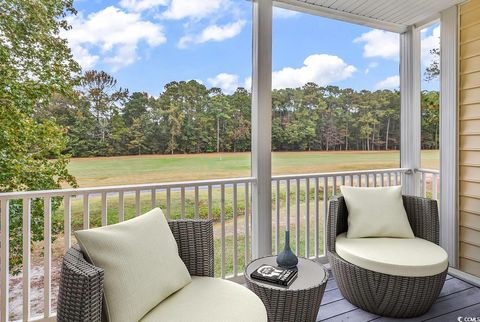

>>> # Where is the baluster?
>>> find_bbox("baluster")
[275,180,280,254]
[220,184,225,278]
[83,193,90,229]
[1,199,9,322]
[44,197,52,318]
[135,190,141,217]
[166,188,171,219]
[101,192,108,226]
[245,183,250,264]
[151,189,156,209]
[286,180,290,232]
[233,183,238,276]
[119,191,125,222]
[305,178,310,258]
[295,179,300,256]
[180,187,185,219]
[64,195,71,249]
[432,174,438,200]
[421,172,426,197]
[323,177,328,256]
[194,186,199,219]
[314,178,319,258]
[23,198,31,320]
[208,185,212,220]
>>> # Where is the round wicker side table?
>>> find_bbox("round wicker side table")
[245,256,328,322]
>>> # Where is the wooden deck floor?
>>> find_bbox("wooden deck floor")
[318,273,480,321]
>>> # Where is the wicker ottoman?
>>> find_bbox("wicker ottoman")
[245,256,328,322]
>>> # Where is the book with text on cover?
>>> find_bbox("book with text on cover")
[250,265,298,287]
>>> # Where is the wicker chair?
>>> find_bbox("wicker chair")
[57,219,214,322]
[327,195,448,318]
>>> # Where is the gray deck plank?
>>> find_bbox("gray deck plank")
[321,308,379,321]
[321,288,344,305]
[317,299,358,321]
[438,277,473,298]
[427,303,480,321]
[317,274,480,322]
[324,278,338,291]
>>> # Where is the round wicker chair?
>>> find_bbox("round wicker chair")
[326,195,448,318]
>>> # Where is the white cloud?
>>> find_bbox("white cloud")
[210,54,356,92]
[271,54,356,89]
[119,0,167,12]
[365,61,378,74]
[69,44,99,70]
[354,30,399,60]
[273,7,299,19]
[421,25,440,66]
[162,0,226,20]
[64,6,166,71]
[178,20,245,48]
[374,75,399,90]
[244,76,252,90]
[208,73,240,94]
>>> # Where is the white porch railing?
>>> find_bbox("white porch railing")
[0,167,439,321]
[416,168,440,200]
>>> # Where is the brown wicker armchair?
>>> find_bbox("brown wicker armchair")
[327,195,447,318]
[56,219,214,322]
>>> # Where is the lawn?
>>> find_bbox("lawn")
[41,150,439,278]
[67,150,439,187]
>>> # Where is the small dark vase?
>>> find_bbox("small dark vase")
[276,230,298,269]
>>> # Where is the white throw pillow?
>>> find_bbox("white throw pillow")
[75,208,191,322]
[340,185,415,239]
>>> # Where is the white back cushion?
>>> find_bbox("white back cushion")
[75,208,191,322]
[340,185,414,238]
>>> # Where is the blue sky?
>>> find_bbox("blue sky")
[66,0,439,95]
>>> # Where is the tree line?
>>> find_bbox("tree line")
[37,70,440,157]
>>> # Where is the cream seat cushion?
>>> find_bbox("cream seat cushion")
[340,185,415,238]
[75,208,191,322]
[335,233,448,277]
[140,276,268,322]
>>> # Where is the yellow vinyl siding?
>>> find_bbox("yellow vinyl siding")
[459,0,480,277]
[460,166,480,181]
[460,104,480,118]
[460,242,480,261]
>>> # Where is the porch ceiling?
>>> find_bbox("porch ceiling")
[274,0,465,32]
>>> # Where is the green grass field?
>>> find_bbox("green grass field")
[45,150,439,277]
[67,150,439,187]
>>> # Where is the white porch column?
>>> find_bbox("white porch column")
[440,6,458,267]
[251,0,272,258]
[400,25,421,195]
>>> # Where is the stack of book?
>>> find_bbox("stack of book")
[250,265,298,287]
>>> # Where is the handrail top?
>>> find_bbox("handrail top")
[0,167,441,200]
[271,167,409,181]
[416,168,440,174]
[0,177,256,199]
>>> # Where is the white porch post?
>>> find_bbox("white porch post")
[440,6,458,267]
[400,26,421,195]
[251,0,272,259]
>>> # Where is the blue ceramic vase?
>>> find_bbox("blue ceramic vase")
[276,230,298,269]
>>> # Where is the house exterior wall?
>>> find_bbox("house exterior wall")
[459,0,480,277]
